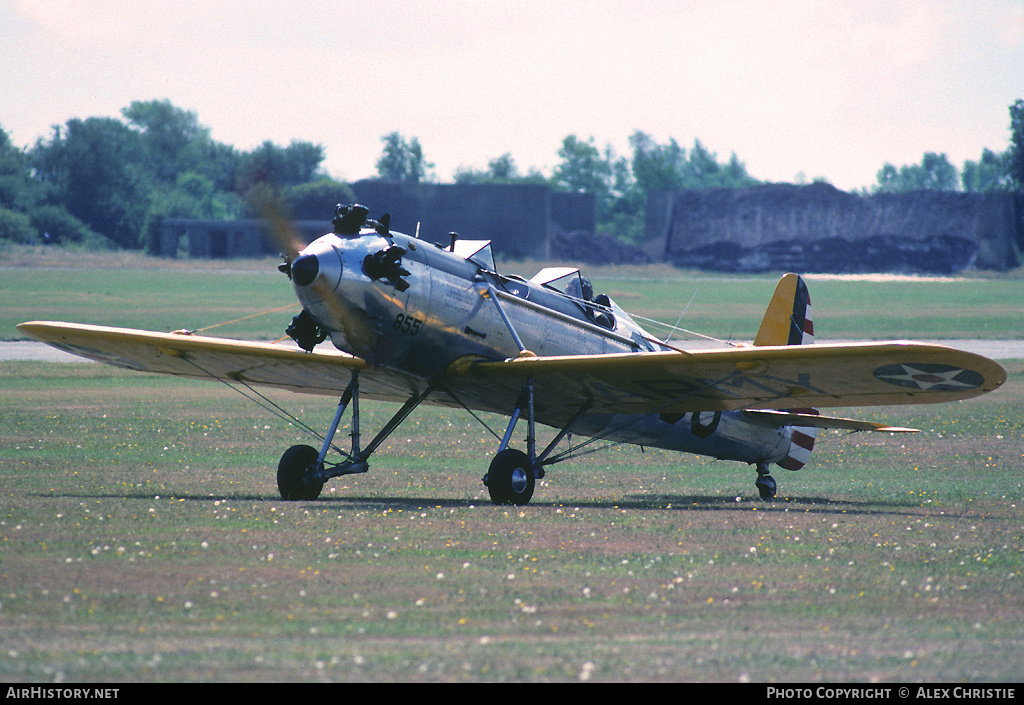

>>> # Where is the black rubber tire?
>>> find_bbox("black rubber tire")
[277,444,324,500]
[755,473,777,500]
[487,449,535,505]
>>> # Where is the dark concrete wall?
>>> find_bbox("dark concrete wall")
[158,182,595,261]
[647,183,1021,273]
[550,190,597,234]
[349,180,573,259]
[159,219,330,258]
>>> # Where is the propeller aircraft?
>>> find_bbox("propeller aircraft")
[19,203,1007,505]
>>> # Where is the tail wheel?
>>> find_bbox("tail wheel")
[277,444,324,500]
[755,464,777,500]
[486,449,535,505]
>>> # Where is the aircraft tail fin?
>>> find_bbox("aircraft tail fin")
[754,273,814,347]
[754,273,817,471]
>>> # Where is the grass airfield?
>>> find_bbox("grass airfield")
[2,246,1023,682]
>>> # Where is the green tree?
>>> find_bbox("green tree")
[1006,99,1024,258]
[283,178,356,221]
[552,135,648,240]
[29,117,150,248]
[682,140,759,189]
[375,132,432,182]
[0,126,33,209]
[551,135,612,195]
[629,132,758,192]
[605,146,643,228]
[139,171,242,253]
[961,148,1010,192]
[874,163,900,192]
[241,140,327,189]
[0,207,35,242]
[874,152,959,192]
[454,153,547,185]
[1,127,36,211]
[485,153,516,181]
[8,102,350,251]
[685,139,721,186]
[1007,99,1024,191]
[28,204,106,247]
[122,99,212,184]
[2,124,111,246]
[158,172,236,220]
[122,100,241,192]
[629,131,686,192]
[609,132,760,242]
[921,152,959,190]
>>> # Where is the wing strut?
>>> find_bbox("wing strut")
[535,402,592,466]
[540,368,748,468]
[484,364,751,505]
[480,281,529,354]
[308,374,435,482]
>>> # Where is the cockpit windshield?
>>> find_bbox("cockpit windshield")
[530,267,585,295]
[453,240,495,271]
[531,267,614,330]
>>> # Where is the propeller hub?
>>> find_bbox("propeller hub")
[291,254,320,287]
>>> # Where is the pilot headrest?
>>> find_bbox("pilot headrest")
[580,277,594,301]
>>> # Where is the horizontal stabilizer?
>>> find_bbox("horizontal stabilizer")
[744,409,918,433]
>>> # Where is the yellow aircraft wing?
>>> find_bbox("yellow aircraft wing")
[16,321,421,402]
[446,341,1006,419]
[20,322,1006,428]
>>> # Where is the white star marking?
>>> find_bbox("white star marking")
[876,364,976,391]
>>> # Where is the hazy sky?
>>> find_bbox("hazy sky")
[2,0,1022,191]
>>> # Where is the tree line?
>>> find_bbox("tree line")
[0,99,354,252]
[2,99,1022,251]
[867,101,1024,195]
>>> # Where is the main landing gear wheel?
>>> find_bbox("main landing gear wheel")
[486,449,536,505]
[755,463,777,500]
[277,444,324,501]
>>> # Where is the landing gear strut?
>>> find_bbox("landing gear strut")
[479,286,545,506]
[484,377,544,506]
[755,462,777,500]
[477,349,592,505]
[276,373,431,501]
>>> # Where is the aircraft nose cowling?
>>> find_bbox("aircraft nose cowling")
[291,254,320,287]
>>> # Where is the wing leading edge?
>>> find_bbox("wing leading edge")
[445,341,1006,419]
[16,321,420,402]
[20,322,1007,426]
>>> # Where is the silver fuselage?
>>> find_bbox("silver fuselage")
[293,228,794,468]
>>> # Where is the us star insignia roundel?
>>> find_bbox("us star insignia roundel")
[873,363,984,391]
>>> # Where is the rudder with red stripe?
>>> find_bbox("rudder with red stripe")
[754,273,817,471]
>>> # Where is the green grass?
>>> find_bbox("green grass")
[584,271,1024,342]
[2,266,296,341]
[2,246,1023,681]
[2,360,1022,682]
[4,245,1024,342]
